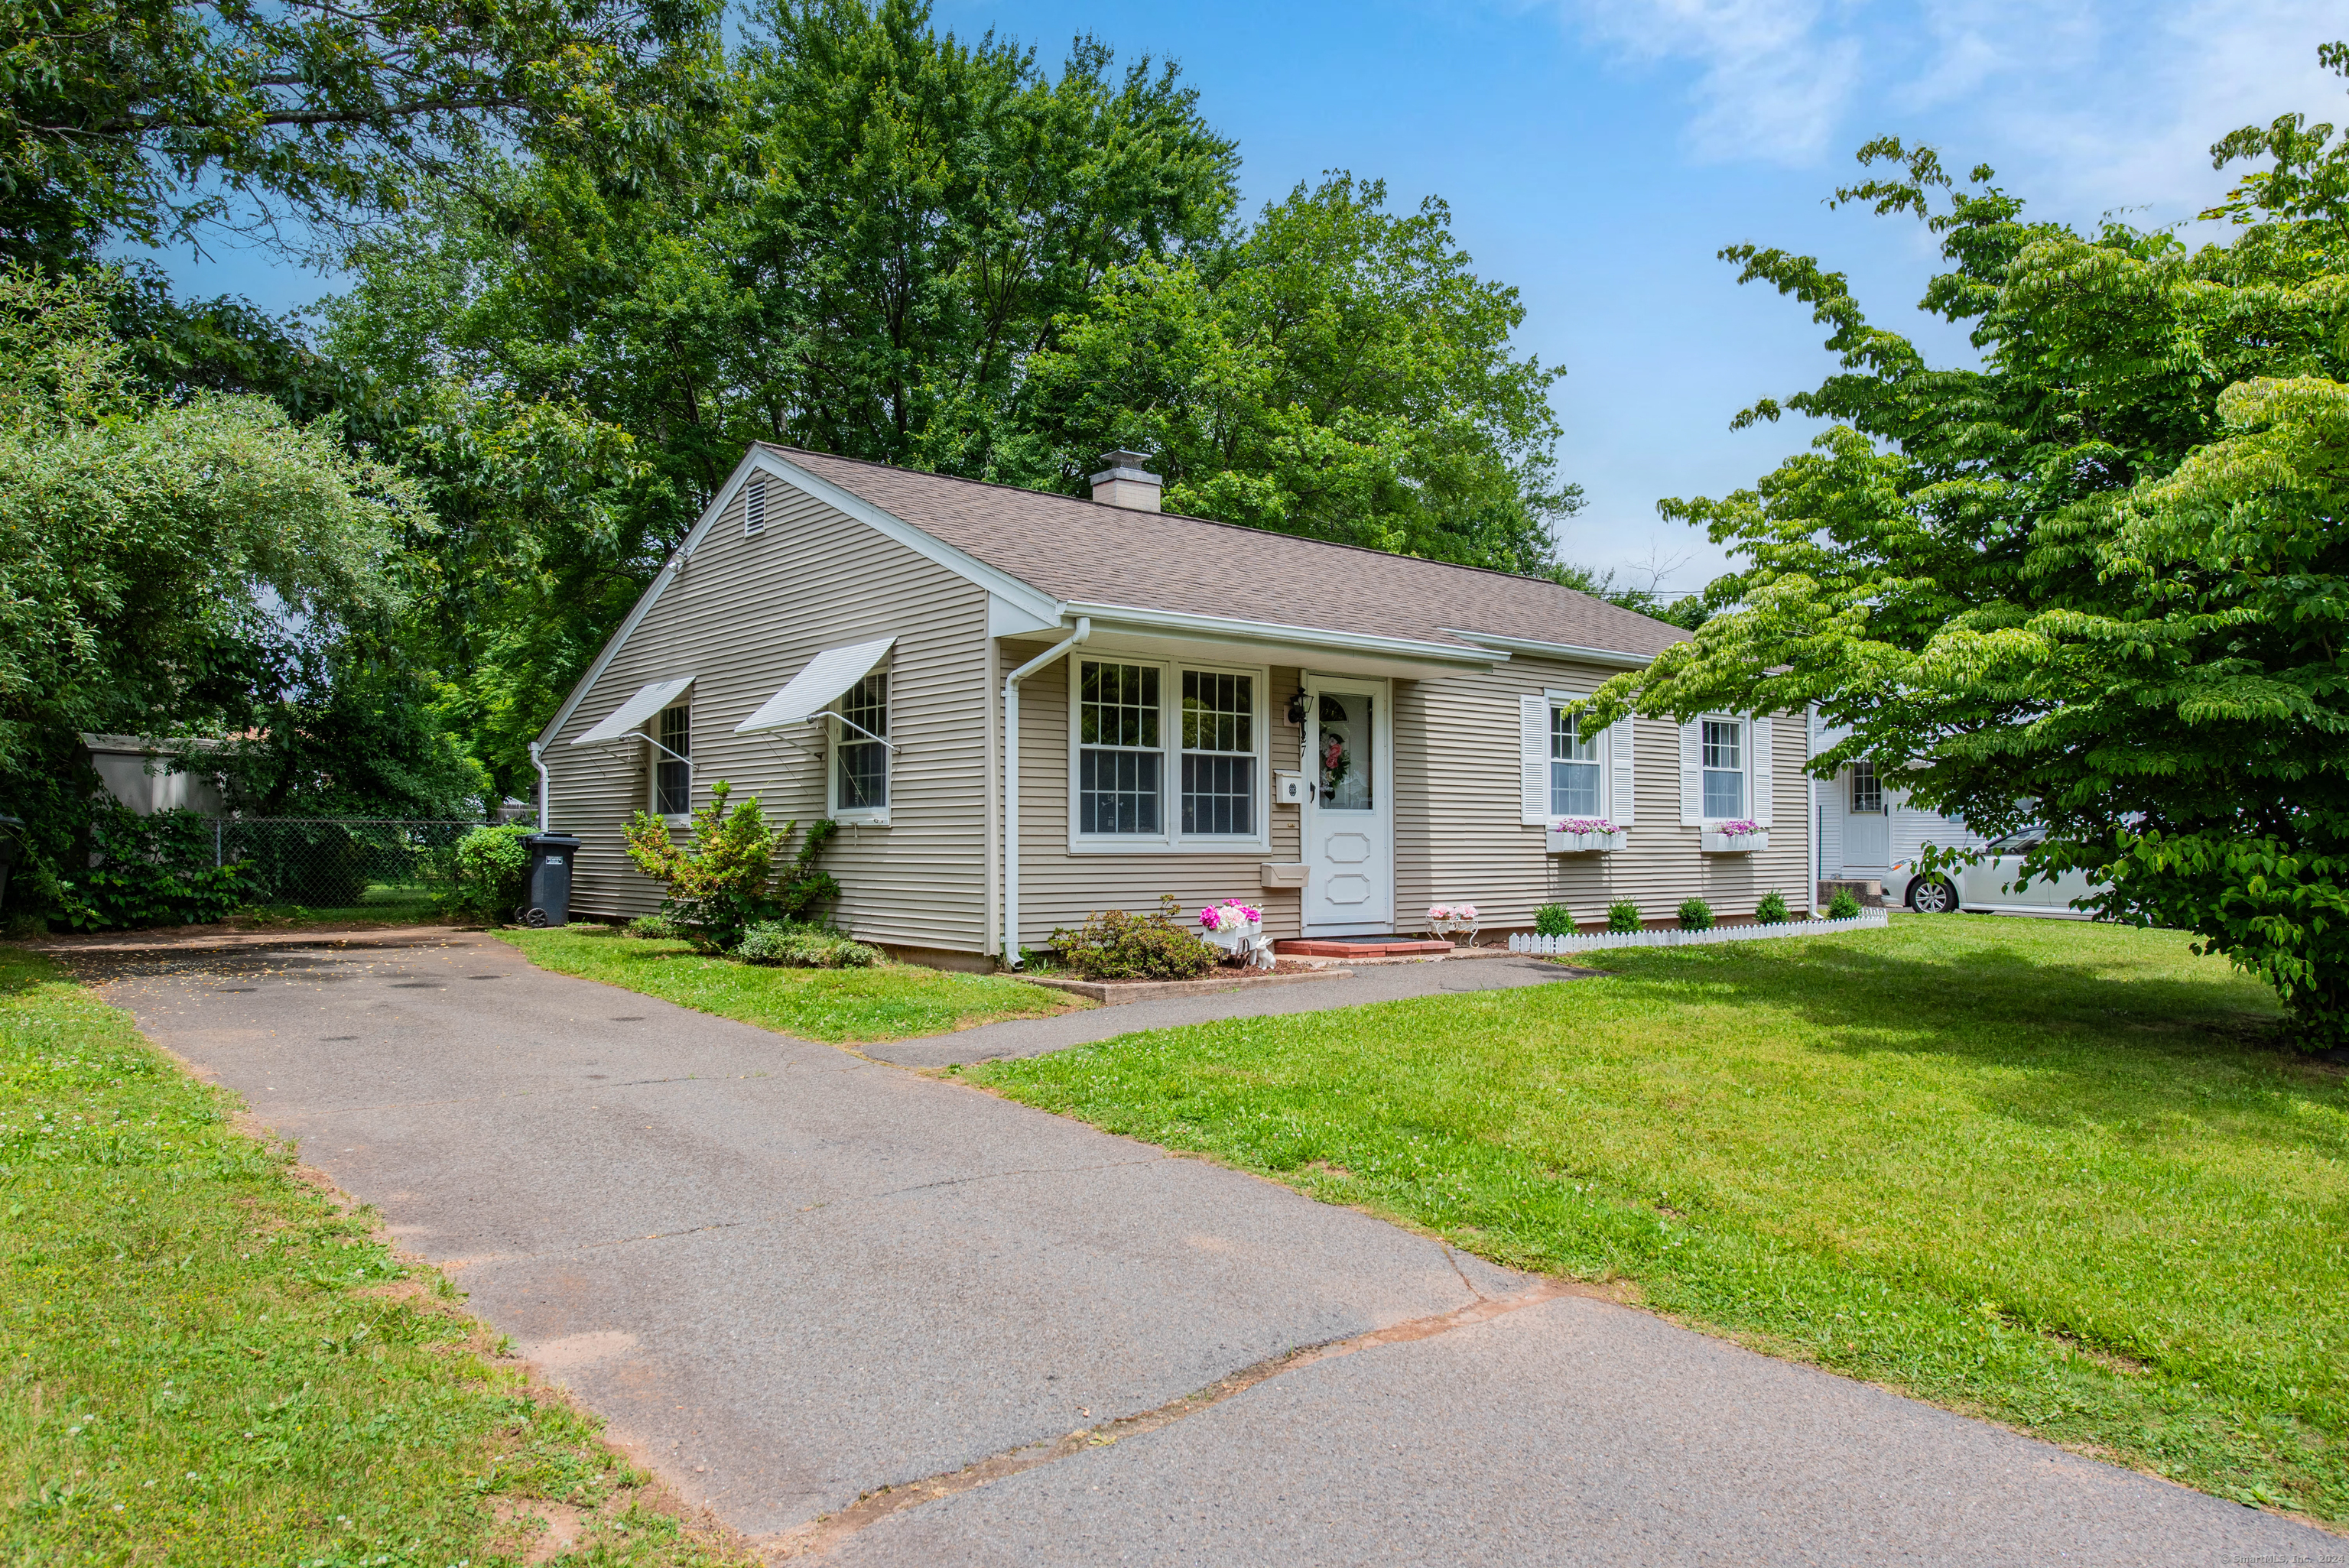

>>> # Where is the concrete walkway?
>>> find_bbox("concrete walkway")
[73,933,2338,1565]
[871,952,1589,1067]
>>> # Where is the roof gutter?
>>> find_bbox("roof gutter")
[1439,630,1668,668]
[1058,602,1501,667]
[1001,617,1090,968]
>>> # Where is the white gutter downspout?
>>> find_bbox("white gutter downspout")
[528,742,551,833]
[1002,617,1089,967]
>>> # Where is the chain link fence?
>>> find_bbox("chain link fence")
[209,818,490,911]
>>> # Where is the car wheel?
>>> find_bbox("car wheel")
[1907,876,1958,914]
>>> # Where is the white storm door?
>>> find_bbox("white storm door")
[1303,678,1392,933]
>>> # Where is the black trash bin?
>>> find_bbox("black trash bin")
[515,833,583,928]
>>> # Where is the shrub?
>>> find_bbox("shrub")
[1051,895,1218,981]
[624,914,682,940]
[1828,887,1863,920]
[1533,903,1574,937]
[427,823,532,922]
[1678,898,1715,931]
[52,805,258,930]
[736,920,881,969]
[623,781,840,950]
[1606,900,1642,933]
[1755,890,1790,924]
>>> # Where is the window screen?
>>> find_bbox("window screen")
[655,704,692,815]
[836,671,887,811]
[1181,670,1253,835]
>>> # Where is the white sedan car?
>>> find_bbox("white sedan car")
[1889,831,2104,916]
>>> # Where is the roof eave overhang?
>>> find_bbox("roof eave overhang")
[1052,601,1506,677]
[1441,630,1668,669]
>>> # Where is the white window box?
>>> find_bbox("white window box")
[1702,828,1769,853]
[1546,827,1627,854]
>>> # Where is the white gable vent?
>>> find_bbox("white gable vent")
[745,473,768,536]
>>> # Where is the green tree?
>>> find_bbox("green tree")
[1025,174,1580,572]
[0,266,440,912]
[1581,45,2349,1042]
[0,0,723,266]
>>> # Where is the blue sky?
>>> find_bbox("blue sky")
[138,0,2344,594]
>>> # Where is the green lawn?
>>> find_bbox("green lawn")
[497,925,1084,1044]
[0,946,737,1565]
[966,915,2349,1523]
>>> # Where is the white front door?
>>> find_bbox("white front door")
[1303,678,1393,933]
[1844,764,1891,869]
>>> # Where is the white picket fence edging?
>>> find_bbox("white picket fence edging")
[1509,906,1890,955]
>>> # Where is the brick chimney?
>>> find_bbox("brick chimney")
[1089,450,1162,511]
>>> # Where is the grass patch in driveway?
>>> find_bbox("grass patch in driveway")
[0,944,738,1565]
[497,924,1083,1044]
[966,915,2349,1523]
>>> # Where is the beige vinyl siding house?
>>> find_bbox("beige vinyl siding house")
[538,444,1813,964]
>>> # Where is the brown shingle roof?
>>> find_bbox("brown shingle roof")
[765,445,1687,660]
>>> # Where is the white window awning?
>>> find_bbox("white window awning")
[570,677,695,745]
[736,638,895,735]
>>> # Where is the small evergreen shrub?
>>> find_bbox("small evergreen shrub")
[1533,903,1574,937]
[736,921,880,969]
[1755,890,1790,924]
[623,780,840,950]
[1606,901,1642,933]
[1051,895,1219,981]
[1678,898,1715,931]
[624,914,682,940]
[1828,888,1863,920]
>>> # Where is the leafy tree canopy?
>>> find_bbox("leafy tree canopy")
[0,0,724,267]
[324,0,1588,793]
[1023,174,1580,570]
[1581,43,2349,1041]
[0,267,482,911]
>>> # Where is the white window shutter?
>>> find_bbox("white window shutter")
[1680,719,1702,824]
[1608,716,1636,825]
[1752,714,1775,826]
[1519,695,1549,824]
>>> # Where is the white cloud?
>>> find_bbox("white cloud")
[1545,0,2346,213]
[1572,0,1865,164]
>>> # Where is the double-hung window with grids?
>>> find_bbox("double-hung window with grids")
[833,671,889,817]
[1701,719,1745,819]
[1077,661,1162,835]
[1550,706,1603,816]
[1074,658,1262,846]
[1181,671,1254,836]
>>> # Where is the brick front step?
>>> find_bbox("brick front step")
[1275,938,1456,958]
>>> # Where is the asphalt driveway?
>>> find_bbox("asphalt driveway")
[77,932,2340,1564]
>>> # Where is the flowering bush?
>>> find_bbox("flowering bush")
[1198,899,1262,932]
[1551,817,1617,836]
[1715,819,1763,838]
